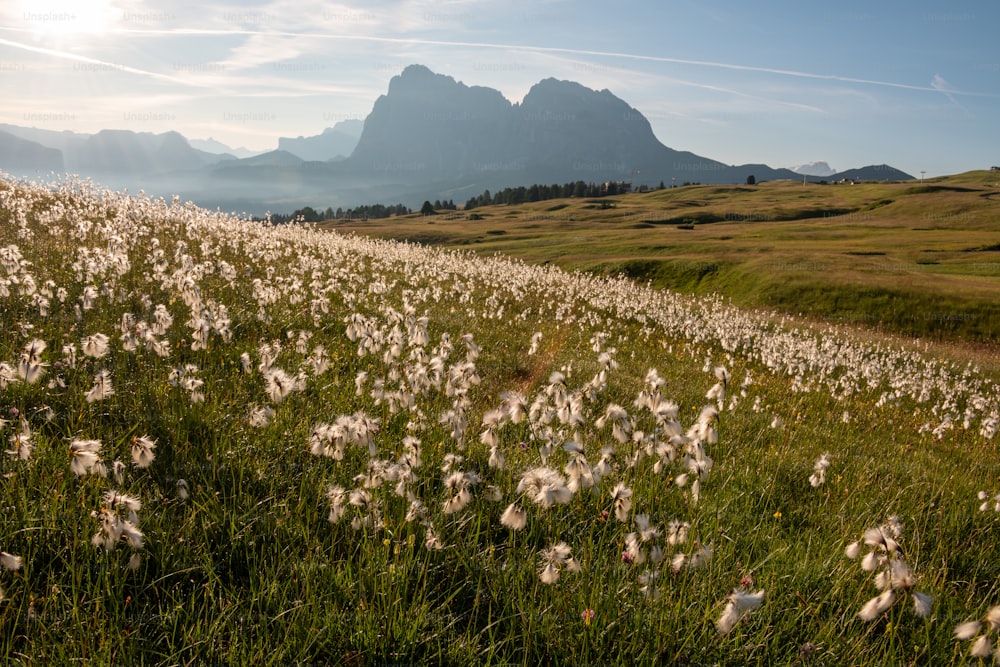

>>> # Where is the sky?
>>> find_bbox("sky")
[1,0,998,176]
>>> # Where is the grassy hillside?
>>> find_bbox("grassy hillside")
[328,171,1000,345]
[1,174,999,665]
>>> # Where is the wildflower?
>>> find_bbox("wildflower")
[638,570,660,599]
[500,503,527,531]
[6,418,33,460]
[527,331,544,355]
[955,621,983,640]
[130,435,156,468]
[402,499,427,524]
[424,523,444,550]
[69,439,105,477]
[954,606,1000,659]
[858,590,896,621]
[488,445,504,470]
[22,338,46,364]
[610,482,632,522]
[688,543,713,570]
[716,588,765,634]
[327,486,347,523]
[248,405,275,428]
[127,553,142,571]
[847,516,932,622]
[176,478,189,500]
[912,591,934,618]
[262,367,296,404]
[517,467,573,508]
[442,471,477,515]
[809,453,831,487]
[112,460,126,485]
[969,635,993,658]
[81,333,110,358]
[0,363,19,389]
[666,520,690,546]
[581,608,595,626]
[84,369,114,403]
[978,491,1000,513]
[0,552,22,571]
[538,541,581,584]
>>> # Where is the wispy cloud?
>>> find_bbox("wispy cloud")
[0,35,199,87]
[64,25,1000,99]
[930,74,970,113]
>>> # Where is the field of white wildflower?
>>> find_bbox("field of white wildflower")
[1,173,998,665]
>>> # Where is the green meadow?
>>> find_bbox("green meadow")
[330,171,1000,347]
[1,173,999,665]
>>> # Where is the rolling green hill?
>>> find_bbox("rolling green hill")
[1,173,999,665]
[328,171,1000,346]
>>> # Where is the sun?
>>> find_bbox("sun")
[19,0,119,38]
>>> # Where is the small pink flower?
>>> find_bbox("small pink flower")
[740,575,754,588]
[581,608,595,626]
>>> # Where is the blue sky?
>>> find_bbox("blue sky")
[1,0,997,176]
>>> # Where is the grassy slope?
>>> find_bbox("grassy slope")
[327,171,1000,346]
[0,176,999,666]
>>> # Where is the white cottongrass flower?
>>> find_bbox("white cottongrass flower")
[517,467,573,508]
[912,591,934,618]
[716,588,765,634]
[809,453,831,487]
[624,514,662,565]
[0,552,23,571]
[610,482,632,522]
[248,405,275,428]
[81,333,110,358]
[500,503,527,531]
[858,590,896,622]
[528,331,542,355]
[954,605,1000,659]
[954,620,983,640]
[487,445,505,470]
[6,418,33,460]
[969,635,993,658]
[666,520,690,547]
[112,460,126,485]
[0,363,20,389]
[84,369,114,403]
[262,367,296,404]
[955,621,983,639]
[538,541,581,585]
[17,339,47,384]
[130,435,156,468]
[326,485,348,523]
[423,523,444,550]
[846,517,932,622]
[69,439,105,477]
[176,478,189,500]
[978,491,1000,513]
[442,471,478,515]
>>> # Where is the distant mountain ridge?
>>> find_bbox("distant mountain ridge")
[0,65,915,213]
[278,120,363,161]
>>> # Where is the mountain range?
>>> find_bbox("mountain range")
[0,65,914,214]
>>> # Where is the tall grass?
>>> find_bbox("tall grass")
[0,174,998,665]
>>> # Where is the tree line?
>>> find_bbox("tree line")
[464,180,665,209]
[264,202,413,224]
